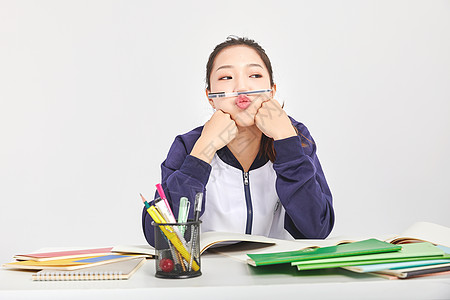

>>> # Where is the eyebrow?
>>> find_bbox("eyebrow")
[215,63,264,72]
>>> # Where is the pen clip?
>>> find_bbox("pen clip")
[194,193,203,213]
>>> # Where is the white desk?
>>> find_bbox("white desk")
[1,252,450,300]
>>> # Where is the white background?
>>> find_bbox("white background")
[1,0,449,263]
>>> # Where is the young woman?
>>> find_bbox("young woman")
[143,37,334,245]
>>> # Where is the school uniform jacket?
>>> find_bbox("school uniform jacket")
[142,117,334,246]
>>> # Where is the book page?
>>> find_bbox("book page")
[390,222,450,247]
[199,232,278,254]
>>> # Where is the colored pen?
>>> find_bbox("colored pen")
[155,183,175,218]
[207,89,272,99]
[178,197,190,235]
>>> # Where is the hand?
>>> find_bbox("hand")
[254,99,297,140]
[190,110,238,163]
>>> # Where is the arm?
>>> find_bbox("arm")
[273,124,334,239]
[142,111,238,246]
[142,133,212,246]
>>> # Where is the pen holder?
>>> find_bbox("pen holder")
[152,220,202,279]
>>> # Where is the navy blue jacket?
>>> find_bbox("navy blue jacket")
[142,117,334,246]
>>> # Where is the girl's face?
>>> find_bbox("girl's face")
[208,45,274,127]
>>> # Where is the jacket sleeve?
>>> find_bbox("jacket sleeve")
[142,135,212,246]
[273,123,334,239]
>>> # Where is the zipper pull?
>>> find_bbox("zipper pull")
[243,172,249,185]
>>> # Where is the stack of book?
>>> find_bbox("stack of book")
[2,247,147,281]
[245,222,450,279]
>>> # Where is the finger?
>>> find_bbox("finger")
[250,93,270,109]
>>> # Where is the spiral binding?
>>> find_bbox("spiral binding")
[33,271,124,281]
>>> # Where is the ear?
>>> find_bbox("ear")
[271,84,277,98]
[205,89,215,109]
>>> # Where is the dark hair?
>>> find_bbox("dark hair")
[205,36,274,91]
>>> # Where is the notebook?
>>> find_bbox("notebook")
[14,247,114,261]
[372,263,450,279]
[3,254,144,271]
[292,242,446,271]
[32,257,145,281]
[246,239,402,267]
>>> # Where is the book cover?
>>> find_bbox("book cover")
[3,254,144,271]
[246,239,401,267]
[292,242,446,271]
[31,257,146,281]
[14,247,113,261]
[373,263,450,279]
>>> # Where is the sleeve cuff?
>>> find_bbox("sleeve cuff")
[274,136,306,164]
[179,155,212,186]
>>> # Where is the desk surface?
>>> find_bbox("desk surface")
[1,252,450,300]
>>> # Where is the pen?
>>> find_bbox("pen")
[178,197,190,235]
[155,183,175,218]
[207,89,272,99]
[189,192,203,271]
[194,192,203,222]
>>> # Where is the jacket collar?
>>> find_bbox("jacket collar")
[216,146,269,172]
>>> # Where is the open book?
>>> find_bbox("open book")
[112,231,279,257]
[385,221,450,247]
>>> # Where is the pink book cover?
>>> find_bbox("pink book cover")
[14,247,113,261]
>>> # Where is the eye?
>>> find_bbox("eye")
[219,76,232,80]
[250,74,262,78]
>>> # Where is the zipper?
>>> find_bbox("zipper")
[243,171,253,234]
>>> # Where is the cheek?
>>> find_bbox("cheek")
[213,99,234,111]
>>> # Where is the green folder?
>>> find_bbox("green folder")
[291,242,446,271]
[246,239,401,267]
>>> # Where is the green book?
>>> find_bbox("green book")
[292,242,446,271]
[246,239,401,267]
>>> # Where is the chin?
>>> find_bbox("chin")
[234,116,256,127]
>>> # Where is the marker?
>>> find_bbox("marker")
[154,198,177,224]
[178,197,190,235]
[207,89,272,99]
[156,183,175,218]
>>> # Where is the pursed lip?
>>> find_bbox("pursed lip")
[236,94,251,109]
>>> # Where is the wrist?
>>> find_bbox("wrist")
[190,137,217,164]
[272,126,297,141]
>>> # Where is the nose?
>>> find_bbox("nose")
[234,72,249,93]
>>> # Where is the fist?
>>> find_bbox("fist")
[255,99,296,140]
[202,110,238,150]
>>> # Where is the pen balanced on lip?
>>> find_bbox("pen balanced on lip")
[207,89,271,99]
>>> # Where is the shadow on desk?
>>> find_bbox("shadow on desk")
[247,263,377,279]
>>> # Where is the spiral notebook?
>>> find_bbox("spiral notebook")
[31,257,145,281]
